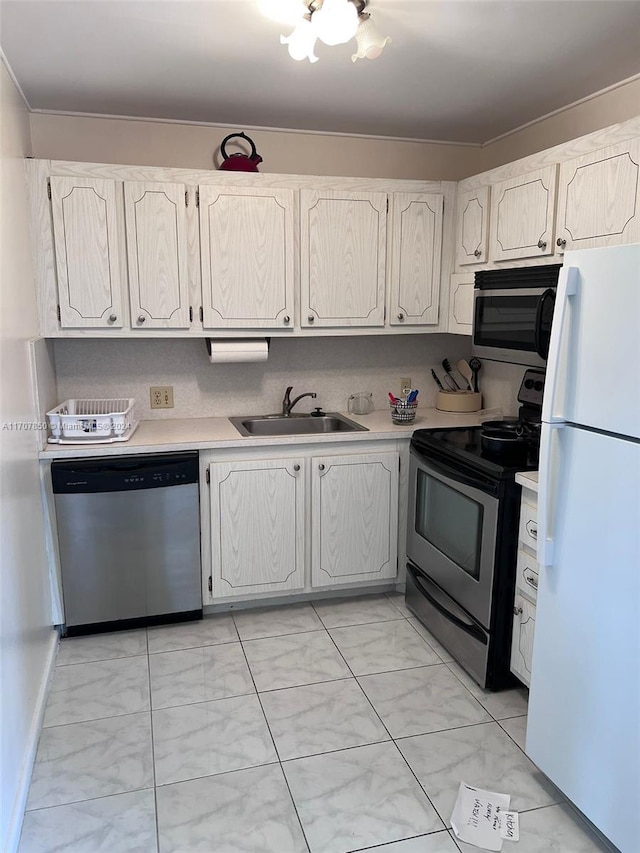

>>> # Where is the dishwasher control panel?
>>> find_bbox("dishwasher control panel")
[51,451,199,493]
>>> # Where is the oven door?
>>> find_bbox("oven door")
[407,448,498,629]
[472,286,556,367]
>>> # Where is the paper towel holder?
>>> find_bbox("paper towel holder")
[205,337,270,363]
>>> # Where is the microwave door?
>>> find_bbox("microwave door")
[472,287,549,367]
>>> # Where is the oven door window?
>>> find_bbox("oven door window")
[415,468,483,579]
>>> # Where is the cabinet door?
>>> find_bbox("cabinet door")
[50,177,123,328]
[209,458,305,598]
[311,452,398,587]
[510,594,536,687]
[388,193,443,327]
[447,273,474,335]
[456,186,490,266]
[300,189,386,328]
[199,186,295,329]
[555,139,640,254]
[490,165,557,262]
[124,182,191,329]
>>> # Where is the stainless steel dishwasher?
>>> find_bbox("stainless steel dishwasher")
[52,451,202,635]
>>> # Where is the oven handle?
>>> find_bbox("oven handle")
[411,449,497,496]
[534,287,556,359]
[407,564,487,645]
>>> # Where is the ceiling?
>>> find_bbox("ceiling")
[2,0,639,144]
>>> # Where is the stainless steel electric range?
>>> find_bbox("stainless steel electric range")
[405,369,544,690]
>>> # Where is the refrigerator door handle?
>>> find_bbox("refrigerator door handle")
[538,421,565,567]
[542,266,579,424]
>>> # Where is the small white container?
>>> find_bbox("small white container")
[436,390,482,413]
[47,398,138,444]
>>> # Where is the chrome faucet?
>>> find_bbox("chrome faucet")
[282,386,317,416]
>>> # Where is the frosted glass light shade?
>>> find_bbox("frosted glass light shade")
[281,18,319,62]
[312,0,359,46]
[351,16,391,61]
[260,0,307,26]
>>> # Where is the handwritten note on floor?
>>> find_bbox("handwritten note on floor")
[450,781,519,850]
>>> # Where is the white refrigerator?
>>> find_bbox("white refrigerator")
[526,244,640,852]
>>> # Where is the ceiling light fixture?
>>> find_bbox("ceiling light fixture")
[273,0,390,64]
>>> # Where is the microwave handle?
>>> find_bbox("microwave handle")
[533,287,556,359]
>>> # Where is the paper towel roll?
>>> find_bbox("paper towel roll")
[205,338,269,363]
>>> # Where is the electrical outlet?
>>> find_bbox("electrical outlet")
[150,386,174,409]
[400,377,412,395]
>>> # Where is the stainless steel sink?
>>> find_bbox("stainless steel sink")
[229,413,368,437]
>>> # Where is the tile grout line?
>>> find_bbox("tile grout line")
[321,617,474,836]
[236,635,313,853]
[145,630,161,853]
[321,616,452,835]
[24,786,157,814]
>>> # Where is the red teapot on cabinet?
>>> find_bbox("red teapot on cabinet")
[218,132,263,172]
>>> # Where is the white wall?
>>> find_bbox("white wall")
[479,76,640,172]
[53,334,479,420]
[0,62,56,852]
[29,113,480,181]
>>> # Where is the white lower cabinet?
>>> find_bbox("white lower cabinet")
[510,482,539,687]
[209,457,305,598]
[204,445,400,603]
[511,593,536,687]
[311,452,399,587]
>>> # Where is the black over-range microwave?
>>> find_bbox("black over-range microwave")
[472,264,562,367]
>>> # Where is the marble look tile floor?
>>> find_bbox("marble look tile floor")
[20,594,612,853]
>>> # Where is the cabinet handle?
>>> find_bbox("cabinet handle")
[283,315,290,325]
[537,240,547,250]
[525,573,538,589]
[474,248,482,258]
[318,463,325,471]
[307,315,315,324]
[108,314,117,323]
[138,315,146,324]
[513,605,523,616]
[293,464,300,472]
[556,237,567,248]
[526,520,538,539]
[397,312,404,321]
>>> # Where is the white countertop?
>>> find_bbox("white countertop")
[516,470,539,492]
[39,407,502,459]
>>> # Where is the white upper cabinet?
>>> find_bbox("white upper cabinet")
[456,186,490,266]
[199,185,295,330]
[300,189,387,328]
[311,451,398,587]
[50,176,124,329]
[124,182,191,329]
[388,193,443,327]
[489,165,558,262]
[209,457,305,598]
[555,139,640,254]
[447,273,474,335]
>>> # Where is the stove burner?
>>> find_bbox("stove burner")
[480,418,540,459]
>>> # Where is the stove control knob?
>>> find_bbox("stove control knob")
[524,379,534,389]
[534,381,544,392]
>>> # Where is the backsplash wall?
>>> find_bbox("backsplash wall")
[53,335,488,420]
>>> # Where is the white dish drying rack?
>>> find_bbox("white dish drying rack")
[47,398,139,444]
